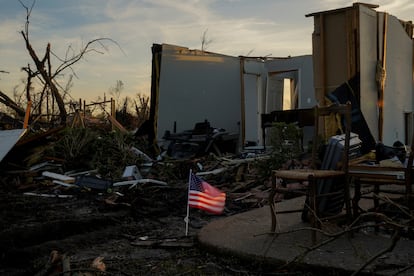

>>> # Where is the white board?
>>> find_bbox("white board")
[0,129,26,162]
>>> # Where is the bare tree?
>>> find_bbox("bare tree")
[109,80,124,110]
[201,28,213,52]
[18,0,121,125]
[134,93,150,126]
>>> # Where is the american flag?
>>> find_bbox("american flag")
[188,173,226,214]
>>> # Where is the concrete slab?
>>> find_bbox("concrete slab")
[198,196,414,275]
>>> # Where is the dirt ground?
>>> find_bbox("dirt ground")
[0,173,312,276]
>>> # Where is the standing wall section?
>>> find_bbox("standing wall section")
[156,44,242,141]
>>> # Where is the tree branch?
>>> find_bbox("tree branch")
[0,90,26,117]
[52,38,123,79]
[20,27,67,124]
[262,211,410,274]
[351,230,401,276]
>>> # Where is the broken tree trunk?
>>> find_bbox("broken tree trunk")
[21,33,67,124]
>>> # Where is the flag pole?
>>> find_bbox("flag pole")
[184,169,192,236]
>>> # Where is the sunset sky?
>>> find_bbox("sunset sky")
[1,0,413,104]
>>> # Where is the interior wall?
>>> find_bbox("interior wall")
[266,75,285,112]
[265,55,315,110]
[382,14,414,145]
[243,59,267,145]
[243,56,314,146]
[157,44,241,140]
[243,74,261,145]
[154,47,315,148]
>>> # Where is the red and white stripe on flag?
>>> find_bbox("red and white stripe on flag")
[188,173,226,214]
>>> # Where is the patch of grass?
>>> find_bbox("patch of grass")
[51,127,145,179]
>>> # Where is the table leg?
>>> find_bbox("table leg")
[352,177,361,219]
[308,175,317,244]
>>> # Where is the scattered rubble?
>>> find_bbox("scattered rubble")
[3,111,414,276]
[0,122,280,275]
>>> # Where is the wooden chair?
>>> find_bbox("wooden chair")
[269,102,353,242]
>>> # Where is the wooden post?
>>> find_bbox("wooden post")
[46,90,50,122]
[239,57,246,150]
[320,14,326,106]
[378,13,388,142]
[111,98,115,130]
[23,101,31,129]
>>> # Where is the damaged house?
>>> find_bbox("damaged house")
[307,2,414,150]
[147,2,414,158]
[148,43,315,156]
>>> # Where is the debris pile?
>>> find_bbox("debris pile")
[0,123,279,275]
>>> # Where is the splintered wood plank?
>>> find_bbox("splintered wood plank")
[42,171,76,183]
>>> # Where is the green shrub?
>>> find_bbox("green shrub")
[255,122,303,178]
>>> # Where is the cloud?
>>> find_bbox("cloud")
[1,0,414,102]
[0,19,24,46]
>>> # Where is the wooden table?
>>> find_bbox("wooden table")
[348,159,413,217]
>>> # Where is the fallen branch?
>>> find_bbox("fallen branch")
[351,229,401,276]
[261,211,409,273]
[374,193,412,218]
[261,222,380,270]
[393,262,414,276]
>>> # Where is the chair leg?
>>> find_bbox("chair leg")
[301,197,310,222]
[269,174,277,232]
[344,176,352,224]
[308,176,318,244]
[374,185,380,211]
[352,178,361,219]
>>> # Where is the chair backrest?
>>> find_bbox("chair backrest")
[310,102,352,172]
